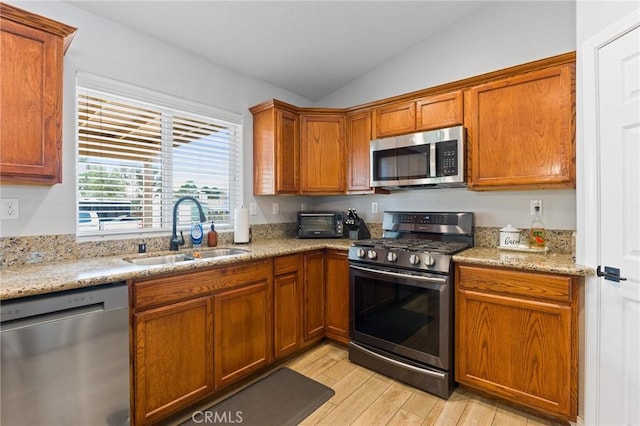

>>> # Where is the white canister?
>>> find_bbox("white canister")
[499,224,521,248]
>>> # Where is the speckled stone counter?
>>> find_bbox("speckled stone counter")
[0,239,352,300]
[453,247,593,276]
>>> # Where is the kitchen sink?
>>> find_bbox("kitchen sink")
[125,248,249,266]
[194,248,249,259]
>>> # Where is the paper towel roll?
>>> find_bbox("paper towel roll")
[234,207,250,243]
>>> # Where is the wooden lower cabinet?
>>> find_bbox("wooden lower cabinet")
[273,254,302,358]
[131,250,350,425]
[324,249,349,343]
[302,251,325,342]
[133,296,214,426]
[214,280,272,388]
[455,264,578,422]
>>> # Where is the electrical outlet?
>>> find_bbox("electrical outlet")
[530,199,543,216]
[300,202,306,212]
[249,202,257,216]
[1,199,19,220]
[371,201,379,214]
[272,202,280,215]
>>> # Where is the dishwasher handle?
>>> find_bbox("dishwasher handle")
[0,282,128,327]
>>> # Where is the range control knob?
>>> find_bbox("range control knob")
[424,255,436,267]
[387,252,398,262]
[367,250,378,260]
[356,248,366,258]
[408,254,421,265]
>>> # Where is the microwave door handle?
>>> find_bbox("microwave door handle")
[299,213,335,217]
[430,143,436,177]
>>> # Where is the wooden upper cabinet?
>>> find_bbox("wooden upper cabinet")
[415,90,463,131]
[346,110,374,193]
[251,100,300,195]
[300,114,346,194]
[465,64,575,190]
[0,3,76,184]
[374,91,463,138]
[374,100,415,138]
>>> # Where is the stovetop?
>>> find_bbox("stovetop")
[353,238,471,255]
[348,211,474,274]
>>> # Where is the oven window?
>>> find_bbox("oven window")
[373,145,430,181]
[352,272,440,357]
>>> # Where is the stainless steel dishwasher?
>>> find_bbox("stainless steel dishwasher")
[1,282,130,426]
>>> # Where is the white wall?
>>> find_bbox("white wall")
[312,1,578,230]
[0,0,313,237]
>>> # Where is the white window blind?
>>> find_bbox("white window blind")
[76,74,242,237]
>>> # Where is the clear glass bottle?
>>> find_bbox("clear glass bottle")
[529,205,546,249]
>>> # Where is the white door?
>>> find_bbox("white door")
[596,21,640,426]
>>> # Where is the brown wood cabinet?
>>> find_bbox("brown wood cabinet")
[300,114,346,194]
[374,100,416,138]
[133,296,214,426]
[346,110,375,193]
[0,3,76,184]
[273,254,302,358]
[214,280,272,388]
[131,259,272,425]
[302,250,325,342]
[465,64,575,190]
[455,264,578,422]
[324,249,350,344]
[374,90,463,138]
[250,100,300,195]
[415,90,463,131]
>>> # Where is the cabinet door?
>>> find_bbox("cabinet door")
[252,105,299,195]
[0,19,64,184]
[273,255,301,359]
[300,114,346,194]
[465,64,575,190]
[133,296,214,426]
[302,251,325,341]
[346,110,374,193]
[415,91,463,131]
[275,108,300,193]
[214,281,271,388]
[374,100,416,138]
[456,288,574,420]
[324,250,350,343]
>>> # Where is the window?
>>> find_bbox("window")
[76,73,242,237]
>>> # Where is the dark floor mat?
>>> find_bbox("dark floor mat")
[180,367,334,426]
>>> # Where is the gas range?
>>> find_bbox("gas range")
[348,211,474,274]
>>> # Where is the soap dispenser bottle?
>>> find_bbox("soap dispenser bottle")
[207,222,217,247]
[529,205,546,249]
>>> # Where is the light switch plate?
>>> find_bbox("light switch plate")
[249,202,257,216]
[272,202,280,215]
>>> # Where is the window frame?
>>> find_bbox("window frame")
[75,72,243,239]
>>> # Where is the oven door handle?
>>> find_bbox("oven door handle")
[349,264,447,284]
[349,341,447,380]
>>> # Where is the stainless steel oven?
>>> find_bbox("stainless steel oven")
[348,211,473,399]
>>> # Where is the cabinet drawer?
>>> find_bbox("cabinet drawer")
[456,264,573,303]
[134,259,271,310]
[274,254,300,275]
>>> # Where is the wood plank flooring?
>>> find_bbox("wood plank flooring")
[286,343,564,426]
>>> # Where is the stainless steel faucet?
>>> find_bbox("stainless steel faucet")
[170,196,207,251]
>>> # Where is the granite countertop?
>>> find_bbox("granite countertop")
[0,239,352,300]
[1,239,593,301]
[453,247,594,276]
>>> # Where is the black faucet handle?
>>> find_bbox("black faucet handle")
[178,230,185,245]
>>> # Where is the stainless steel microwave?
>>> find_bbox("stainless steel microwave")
[370,125,465,190]
[296,211,344,239]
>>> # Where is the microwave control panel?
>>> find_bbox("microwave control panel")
[436,140,458,176]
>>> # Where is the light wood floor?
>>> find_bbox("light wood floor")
[285,342,564,426]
